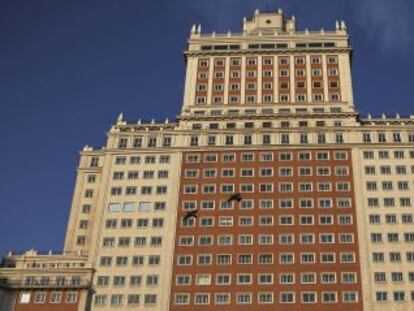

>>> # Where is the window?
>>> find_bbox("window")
[319,199,332,208]
[390,252,402,262]
[48,292,61,304]
[342,273,356,284]
[343,292,358,303]
[146,274,159,286]
[84,189,94,198]
[259,234,273,245]
[259,199,273,210]
[190,136,199,146]
[134,236,146,246]
[280,216,294,225]
[240,168,253,178]
[113,276,126,287]
[279,199,293,209]
[280,292,295,303]
[127,295,140,305]
[300,234,314,244]
[174,294,190,305]
[221,184,234,193]
[237,293,252,304]
[338,215,352,225]
[258,254,273,264]
[148,255,160,265]
[90,157,99,167]
[33,292,46,303]
[237,274,252,285]
[219,216,233,226]
[280,253,294,264]
[300,215,314,225]
[238,254,253,264]
[300,273,315,284]
[198,235,213,246]
[125,186,137,195]
[279,167,293,176]
[299,183,312,192]
[162,136,172,147]
[301,253,316,263]
[66,292,78,303]
[258,293,273,304]
[176,275,191,286]
[393,291,405,301]
[144,295,157,304]
[279,183,292,193]
[154,202,166,211]
[94,295,107,305]
[322,292,337,303]
[202,184,216,194]
[313,93,323,102]
[320,215,333,225]
[341,252,355,263]
[393,132,402,142]
[196,274,211,285]
[402,214,413,223]
[392,272,404,282]
[320,233,334,244]
[222,153,236,162]
[279,234,294,245]
[376,292,388,302]
[184,185,197,194]
[301,292,317,303]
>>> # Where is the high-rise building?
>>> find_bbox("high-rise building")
[1,8,414,311]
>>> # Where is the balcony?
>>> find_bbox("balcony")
[0,279,91,290]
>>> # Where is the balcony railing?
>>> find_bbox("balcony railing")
[0,279,91,290]
[4,250,89,257]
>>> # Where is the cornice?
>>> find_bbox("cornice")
[100,142,414,155]
[177,112,358,122]
[184,47,352,58]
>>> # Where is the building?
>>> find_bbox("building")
[1,8,414,311]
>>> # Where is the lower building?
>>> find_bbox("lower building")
[0,250,93,311]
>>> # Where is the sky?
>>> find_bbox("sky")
[0,0,413,256]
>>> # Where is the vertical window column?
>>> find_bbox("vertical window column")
[207,56,214,105]
[327,55,340,102]
[305,54,312,103]
[195,58,209,105]
[240,56,246,105]
[257,55,262,104]
[289,54,295,104]
[273,55,279,103]
[322,54,329,102]
[278,56,290,102]
[223,56,230,105]
[310,54,324,103]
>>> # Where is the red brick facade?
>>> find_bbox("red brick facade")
[170,149,363,311]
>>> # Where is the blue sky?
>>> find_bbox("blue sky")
[0,0,413,255]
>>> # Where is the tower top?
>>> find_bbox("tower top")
[183,9,353,114]
[244,9,296,34]
[188,9,348,39]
